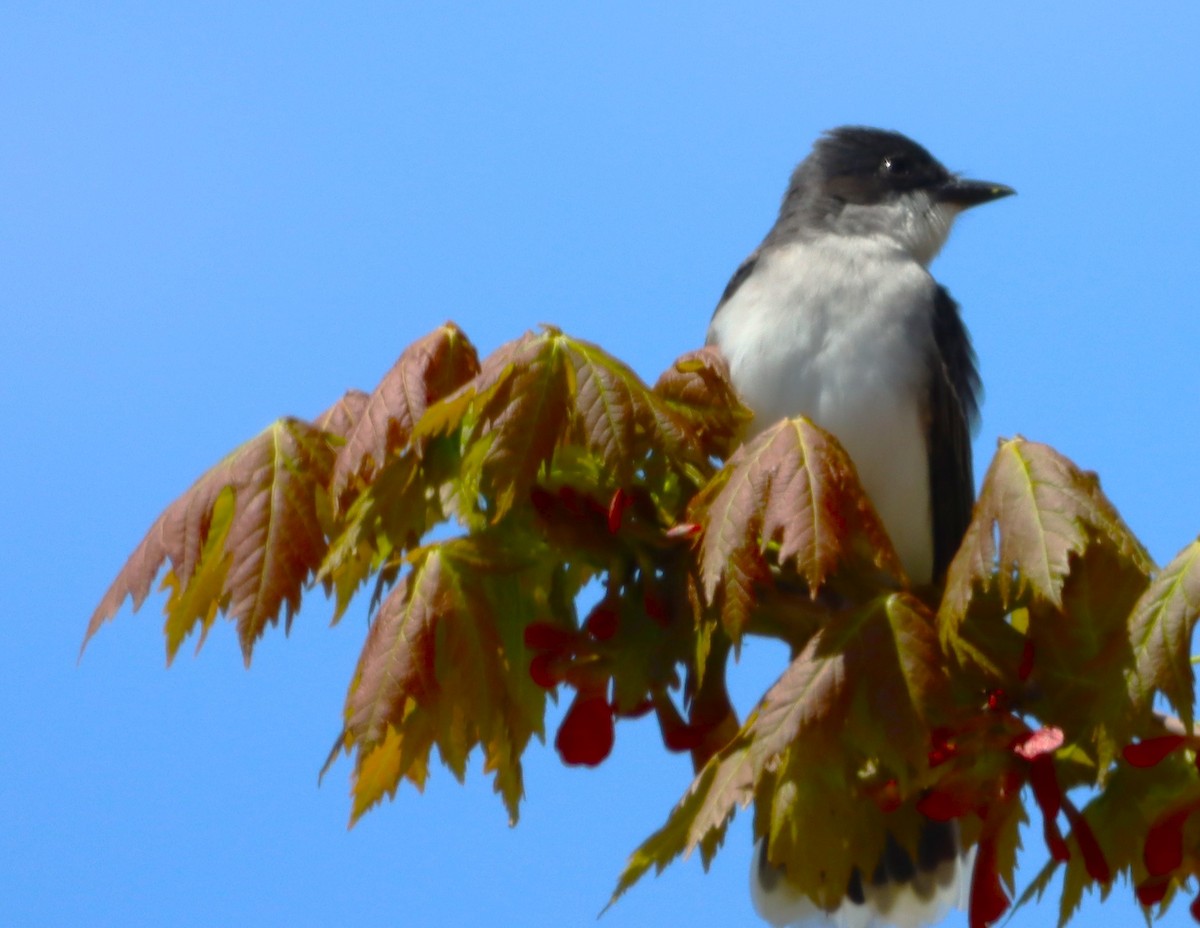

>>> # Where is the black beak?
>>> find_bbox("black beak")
[936,178,1016,209]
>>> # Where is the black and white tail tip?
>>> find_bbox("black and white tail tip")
[751,822,973,928]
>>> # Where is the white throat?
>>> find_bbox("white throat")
[833,192,961,266]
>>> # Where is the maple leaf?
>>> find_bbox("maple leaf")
[85,320,1200,928]
[85,417,338,663]
[339,536,555,825]
[405,328,720,524]
[690,417,902,638]
[1020,543,1150,770]
[941,438,1151,629]
[312,388,370,440]
[319,448,443,620]
[330,323,480,501]
[1128,537,1200,730]
[1018,753,1200,926]
[612,593,950,906]
[652,346,751,463]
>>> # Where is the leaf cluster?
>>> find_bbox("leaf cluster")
[86,324,1200,927]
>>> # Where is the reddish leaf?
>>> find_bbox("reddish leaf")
[312,388,370,439]
[1128,538,1200,729]
[745,630,849,767]
[331,323,480,498]
[941,438,1151,627]
[474,332,574,518]
[85,417,337,663]
[567,342,643,483]
[1191,893,1200,923]
[690,417,901,637]
[346,552,447,747]
[1124,735,1187,768]
[652,346,751,461]
[567,337,729,476]
[556,693,615,767]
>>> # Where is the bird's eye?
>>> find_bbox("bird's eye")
[882,155,911,177]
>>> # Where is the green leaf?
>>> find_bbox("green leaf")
[614,593,948,904]
[341,536,552,825]
[1128,537,1200,730]
[941,438,1151,629]
[1023,543,1150,773]
[162,486,235,660]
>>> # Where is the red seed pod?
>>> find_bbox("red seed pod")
[555,694,615,767]
[1145,807,1191,878]
[968,835,1010,928]
[1123,735,1187,768]
[528,653,560,689]
[523,622,577,653]
[1135,876,1169,908]
[1062,798,1111,883]
[584,602,619,641]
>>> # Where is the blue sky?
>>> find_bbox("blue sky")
[4,3,1199,927]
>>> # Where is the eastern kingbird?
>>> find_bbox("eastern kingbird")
[706,127,1013,927]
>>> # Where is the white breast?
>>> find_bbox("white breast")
[709,237,937,584]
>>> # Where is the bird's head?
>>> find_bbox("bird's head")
[777,126,1014,265]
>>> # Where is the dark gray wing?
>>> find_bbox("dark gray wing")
[705,250,761,343]
[927,285,981,580]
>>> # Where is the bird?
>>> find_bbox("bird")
[705,127,1013,927]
